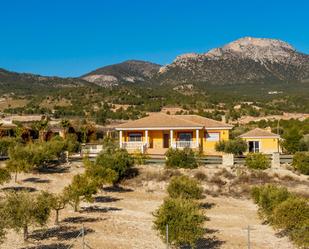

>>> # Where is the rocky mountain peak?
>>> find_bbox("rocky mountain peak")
[157,37,309,85]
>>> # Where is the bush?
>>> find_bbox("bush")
[290,219,309,248]
[167,175,203,200]
[153,198,205,247]
[292,152,309,175]
[0,168,11,185]
[245,153,270,170]
[165,148,197,169]
[251,185,309,247]
[251,184,291,219]
[133,151,149,165]
[194,171,208,181]
[272,197,309,231]
[215,138,247,155]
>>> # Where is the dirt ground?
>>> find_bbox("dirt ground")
[0,162,305,249]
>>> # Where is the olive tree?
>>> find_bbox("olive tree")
[49,193,69,225]
[153,197,205,247]
[64,174,98,212]
[3,191,52,241]
[84,158,117,189]
[167,175,203,200]
[95,149,134,184]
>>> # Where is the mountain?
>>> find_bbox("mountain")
[156,37,309,85]
[0,68,91,94]
[82,60,161,87]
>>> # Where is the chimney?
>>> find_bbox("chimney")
[265,126,272,133]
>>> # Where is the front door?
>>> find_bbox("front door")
[163,133,170,148]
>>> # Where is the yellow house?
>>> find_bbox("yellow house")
[239,128,281,154]
[115,113,233,155]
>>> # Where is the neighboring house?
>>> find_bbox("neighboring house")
[81,143,103,157]
[239,128,281,154]
[115,113,233,155]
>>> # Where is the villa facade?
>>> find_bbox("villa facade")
[239,128,281,154]
[115,113,233,155]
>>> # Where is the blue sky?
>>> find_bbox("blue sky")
[0,0,308,77]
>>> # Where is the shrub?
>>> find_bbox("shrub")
[250,184,291,219]
[167,175,203,200]
[0,168,11,185]
[153,197,205,247]
[215,138,247,155]
[290,219,309,248]
[133,151,149,165]
[165,148,197,169]
[245,153,270,170]
[272,197,309,231]
[194,171,208,181]
[292,152,309,175]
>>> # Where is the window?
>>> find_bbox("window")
[128,133,142,142]
[206,132,220,141]
[178,132,192,141]
[248,141,260,153]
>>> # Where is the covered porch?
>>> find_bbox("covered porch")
[118,129,202,154]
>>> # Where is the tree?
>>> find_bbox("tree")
[0,168,11,185]
[49,193,69,225]
[2,191,51,241]
[60,119,71,139]
[6,157,32,182]
[167,175,203,200]
[282,128,303,154]
[0,137,19,157]
[292,152,309,175]
[64,174,98,212]
[84,158,117,189]
[65,133,80,154]
[32,120,49,142]
[95,149,134,183]
[165,148,198,169]
[245,153,270,170]
[6,139,67,181]
[153,198,205,247]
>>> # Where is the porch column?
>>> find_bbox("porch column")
[196,129,199,148]
[119,130,123,148]
[170,130,173,148]
[145,130,148,148]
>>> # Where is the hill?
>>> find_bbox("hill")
[0,68,91,95]
[82,60,161,87]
